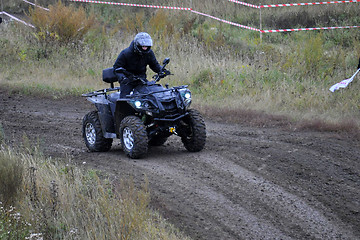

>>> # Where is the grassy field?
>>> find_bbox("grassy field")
[1,0,359,126]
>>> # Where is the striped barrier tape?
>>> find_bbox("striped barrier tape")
[23,0,49,11]
[228,0,260,9]
[68,0,261,31]
[229,0,360,8]
[228,0,360,9]
[18,0,360,33]
[262,25,360,33]
[0,11,35,28]
[191,10,261,32]
[260,0,360,8]
[68,0,192,10]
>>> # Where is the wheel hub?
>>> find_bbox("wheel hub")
[85,123,96,145]
[123,127,134,150]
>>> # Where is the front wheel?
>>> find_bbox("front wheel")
[82,111,113,152]
[181,109,206,152]
[120,116,148,159]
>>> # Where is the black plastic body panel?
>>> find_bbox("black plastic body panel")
[95,103,116,136]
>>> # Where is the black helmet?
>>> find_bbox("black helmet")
[134,32,153,55]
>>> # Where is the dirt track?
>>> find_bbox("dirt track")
[1,88,359,240]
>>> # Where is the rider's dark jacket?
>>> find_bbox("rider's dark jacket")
[113,41,161,83]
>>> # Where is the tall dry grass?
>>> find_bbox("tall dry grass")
[1,1,359,127]
[0,139,190,240]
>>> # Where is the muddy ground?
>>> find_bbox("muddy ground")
[0,88,359,240]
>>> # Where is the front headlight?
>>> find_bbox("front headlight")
[131,100,153,110]
[134,100,142,108]
[180,89,192,106]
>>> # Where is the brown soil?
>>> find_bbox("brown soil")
[1,88,359,240]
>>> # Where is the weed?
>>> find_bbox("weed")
[0,203,32,240]
[192,69,214,89]
[302,33,325,75]
[0,148,24,206]
[121,11,146,33]
[0,136,189,239]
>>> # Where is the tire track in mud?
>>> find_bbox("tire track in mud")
[1,89,359,240]
[126,127,358,240]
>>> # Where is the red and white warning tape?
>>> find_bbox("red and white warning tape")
[262,25,360,33]
[229,0,360,8]
[228,0,260,9]
[23,0,49,11]
[191,10,261,32]
[68,0,192,11]
[68,0,261,31]
[261,0,360,8]
[0,11,35,28]
[14,0,360,33]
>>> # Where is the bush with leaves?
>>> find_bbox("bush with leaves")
[29,1,95,45]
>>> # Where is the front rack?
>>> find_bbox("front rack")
[127,85,188,98]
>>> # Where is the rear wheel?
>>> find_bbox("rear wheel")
[120,116,148,159]
[82,111,113,152]
[181,109,206,152]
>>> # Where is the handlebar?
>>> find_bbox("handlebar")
[153,57,172,82]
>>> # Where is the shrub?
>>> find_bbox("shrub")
[28,1,95,45]
[121,11,145,34]
[192,69,214,88]
[302,33,325,75]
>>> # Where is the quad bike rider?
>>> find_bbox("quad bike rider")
[82,35,206,158]
[113,32,162,98]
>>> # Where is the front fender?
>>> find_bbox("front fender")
[95,103,116,138]
[114,100,136,135]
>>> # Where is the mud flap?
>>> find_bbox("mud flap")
[95,103,116,138]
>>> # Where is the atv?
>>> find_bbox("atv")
[82,58,206,158]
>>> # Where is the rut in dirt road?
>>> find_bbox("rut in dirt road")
[1,89,359,240]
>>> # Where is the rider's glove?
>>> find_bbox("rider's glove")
[158,69,171,78]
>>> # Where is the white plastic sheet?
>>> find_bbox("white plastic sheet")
[329,69,360,92]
